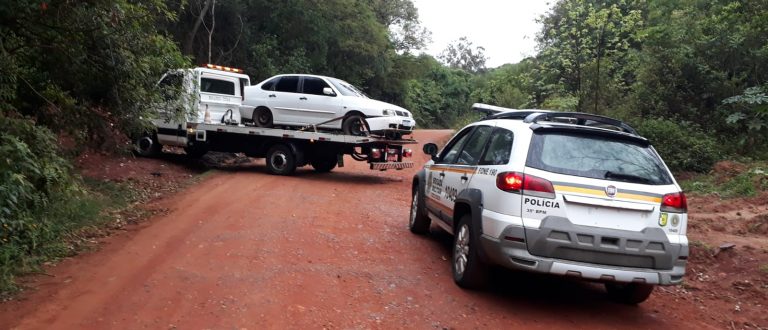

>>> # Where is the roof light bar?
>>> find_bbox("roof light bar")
[205,63,242,73]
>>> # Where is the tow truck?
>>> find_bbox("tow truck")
[133,64,415,175]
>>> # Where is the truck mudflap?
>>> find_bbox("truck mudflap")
[370,162,414,171]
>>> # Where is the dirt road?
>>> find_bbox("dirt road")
[0,130,736,329]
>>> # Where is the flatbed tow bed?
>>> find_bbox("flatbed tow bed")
[181,122,416,175]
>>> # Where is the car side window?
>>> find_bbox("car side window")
[261,77,279,91]
[303,77,332,96]
[200,78,235,95]
[275,76,299,93]
[479,128,514,165]
[456,125,493,165]
[438,127,475,164]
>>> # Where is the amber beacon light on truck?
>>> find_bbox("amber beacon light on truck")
[205,63,242,73]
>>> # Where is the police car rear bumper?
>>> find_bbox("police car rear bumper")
[479,212,687,286]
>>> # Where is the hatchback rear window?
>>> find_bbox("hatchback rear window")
[526,133,672,185]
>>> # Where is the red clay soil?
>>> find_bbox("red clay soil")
[1,130,766,329]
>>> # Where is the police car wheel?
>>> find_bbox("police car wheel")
[408,189,430,234]
[452,214,488,289]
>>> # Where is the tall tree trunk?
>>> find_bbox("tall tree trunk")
[208,0,216,64]
[183,0,211,56]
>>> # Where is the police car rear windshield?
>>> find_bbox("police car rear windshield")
[526,132,673,185]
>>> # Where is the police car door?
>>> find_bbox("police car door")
[429,125,494,228]
[425,126,475,226]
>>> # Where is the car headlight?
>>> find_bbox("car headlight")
[382,109,396,116]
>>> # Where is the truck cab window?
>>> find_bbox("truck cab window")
[201,78,235,95]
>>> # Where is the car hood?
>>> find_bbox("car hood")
[341,97,408,114]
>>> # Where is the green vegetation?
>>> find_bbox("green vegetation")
[680,164,767,198]
[2,0,768,292]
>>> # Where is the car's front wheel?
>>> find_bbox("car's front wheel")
[452,214,488,289]
[342,114,367,136]
[605,282,655,304]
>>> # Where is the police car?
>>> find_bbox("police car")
[409,104,688,304]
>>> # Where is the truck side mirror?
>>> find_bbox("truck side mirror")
[322,87,336,96]
[423,143,438,160]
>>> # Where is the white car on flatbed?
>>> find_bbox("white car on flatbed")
[410,103,688,304]
[240,74,415,139]
[134,65,415,175]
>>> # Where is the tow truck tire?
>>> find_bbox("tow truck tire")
[342,114,366,136]
[452,214,488,289]
[253,107,273,128]
[133,134,162,157]
[184,144,208,159]
[408,188,430,234]
[605,282,654,304]
[266,144,296,175]
[310,156,337,173]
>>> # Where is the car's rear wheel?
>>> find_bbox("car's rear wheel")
[253,107,273,128]
[452,214,488,289]
[408,189,430,234]
[604,282,655,304]
[342,114,366,136]
[266,144,296,175]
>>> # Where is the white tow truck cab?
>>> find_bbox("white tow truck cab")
[152,64,250,146]
[135,64,415,175]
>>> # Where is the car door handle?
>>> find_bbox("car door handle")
[439,172,445,178]
[268,94,276,98]
[460,175,468,182]
[299,97,307,100]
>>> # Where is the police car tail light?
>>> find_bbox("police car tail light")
[661,192,687,213]
[522,174,556,199]
[496,172,524,192]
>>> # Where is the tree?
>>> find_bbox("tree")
[438,37,488,73]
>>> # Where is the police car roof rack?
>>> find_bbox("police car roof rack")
[523,112,638,135]
[474,103,549,120]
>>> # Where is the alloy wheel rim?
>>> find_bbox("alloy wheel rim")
[454,224,470,276]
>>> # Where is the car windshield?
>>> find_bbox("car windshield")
[526,132,673,185]
[329,78,368,98]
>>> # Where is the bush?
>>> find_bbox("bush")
[635,118,722,173]
[0,115,117,293]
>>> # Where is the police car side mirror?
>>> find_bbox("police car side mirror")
[423,143,438,160]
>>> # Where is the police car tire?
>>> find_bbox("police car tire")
[408,188,430,235]
[605,282,654,305]
[452,214,488,289]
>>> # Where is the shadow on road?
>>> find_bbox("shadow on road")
[421,226,664,327]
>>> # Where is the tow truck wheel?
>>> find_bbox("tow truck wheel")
[605,282,655,304]
[342,114,366,136]
[184,144,208,159]
[253,107,273,128]
[408,188,430,234]
[266,144,296,175]
[133,134,162,157]
[310,156,337,173]
[452,214,488,289]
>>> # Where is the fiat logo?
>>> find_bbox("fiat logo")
[605,185,617,197]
